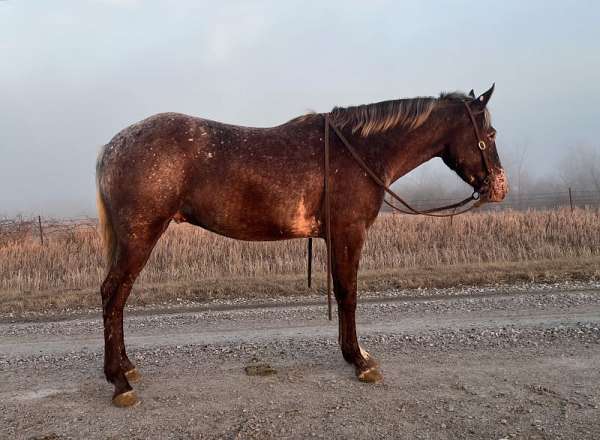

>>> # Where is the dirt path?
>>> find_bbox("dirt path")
[1,289,600,439]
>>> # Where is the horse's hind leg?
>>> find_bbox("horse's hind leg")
[101,220,168,407]
[331,225,383,383]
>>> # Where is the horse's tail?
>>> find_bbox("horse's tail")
[96,146,117,271]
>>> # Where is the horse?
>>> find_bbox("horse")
[96,84,507,407]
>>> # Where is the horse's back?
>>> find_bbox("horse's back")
[96,112,326,240]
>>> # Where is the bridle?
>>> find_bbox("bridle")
[316,100,495,319]
[378,101,492,217]
[462,100,494,185]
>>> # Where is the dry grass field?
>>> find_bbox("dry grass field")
[1,208,599,314]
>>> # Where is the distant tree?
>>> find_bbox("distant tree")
[387,142,600,211]
[502,142,529,208]
[559,144,600,191]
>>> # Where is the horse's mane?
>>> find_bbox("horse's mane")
[328,91,490,137]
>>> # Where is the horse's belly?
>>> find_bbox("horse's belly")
[179,191,322,241]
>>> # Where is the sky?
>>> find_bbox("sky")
[1,0,599,216]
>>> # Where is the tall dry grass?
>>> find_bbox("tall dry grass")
[1,208,599,312]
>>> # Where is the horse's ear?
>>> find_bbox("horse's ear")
[475,83,495,106]
[468,89,475,98]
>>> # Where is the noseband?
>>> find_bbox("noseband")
[316,101,494,319]
[463,101,493,188]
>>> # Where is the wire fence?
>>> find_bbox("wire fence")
[1,188,599,244]
[0,216,97,244]
[383,188,600,212]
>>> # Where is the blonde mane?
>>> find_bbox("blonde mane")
[329,92,490,137]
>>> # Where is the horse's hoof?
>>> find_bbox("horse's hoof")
[112,390,140,408]
[357,367,383,384]
[125,368,141,383]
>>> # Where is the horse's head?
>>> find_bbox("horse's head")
[441,84,508,203]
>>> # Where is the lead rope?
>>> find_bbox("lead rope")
[324,114,333,320]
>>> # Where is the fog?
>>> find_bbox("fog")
[1,0,599,216]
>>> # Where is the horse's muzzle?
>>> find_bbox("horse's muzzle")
[480,168,508,203]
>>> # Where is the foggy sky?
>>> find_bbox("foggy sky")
[1,0,599,216]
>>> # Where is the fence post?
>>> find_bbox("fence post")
[38,215,44,245]
[568,187,574,212]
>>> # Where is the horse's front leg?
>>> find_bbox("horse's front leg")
[331,225,383,383]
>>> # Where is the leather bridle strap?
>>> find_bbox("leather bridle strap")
[384,101,492,214]
[317,101,491,319]
[463,101,492,179]
[323,114,333,321]
[327,116,479,218]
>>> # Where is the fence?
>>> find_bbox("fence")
[1,189,599,244]
[383,188,600,213]
[0,216,97,244]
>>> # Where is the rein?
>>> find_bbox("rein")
[313,100,492,320]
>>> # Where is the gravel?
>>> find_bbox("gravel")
[1,285,599,439]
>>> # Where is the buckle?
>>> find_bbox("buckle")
[478,140,487,150]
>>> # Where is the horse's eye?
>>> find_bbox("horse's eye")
[488,130,496,140]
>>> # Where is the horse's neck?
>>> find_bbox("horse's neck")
[379,118,447,185]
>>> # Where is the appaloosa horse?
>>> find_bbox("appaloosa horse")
[96,84,507,406]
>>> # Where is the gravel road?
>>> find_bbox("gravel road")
[1,287,599,439]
